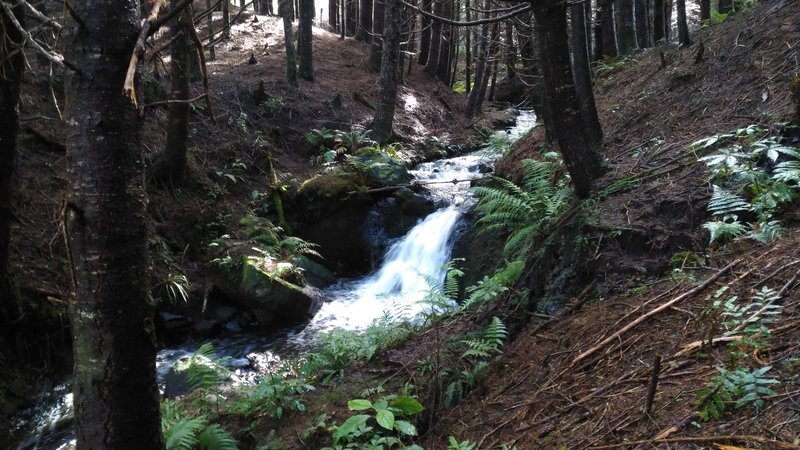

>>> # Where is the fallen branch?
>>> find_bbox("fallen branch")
[141,93,208,109]
[123,0,166,106]
[17,0,62,30]
[571,259,742,367]
[591,434,800,449]
[0,0,80,73]
[353,176,491,194]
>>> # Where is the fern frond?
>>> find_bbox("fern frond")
[164,416,207,450]
[748,220,783,243]
[703,220,747,243]
[708,185,752,216]
[773,160,800,184]
[197,424,238,450]
[483,317,508,349]
[503,223,540,257]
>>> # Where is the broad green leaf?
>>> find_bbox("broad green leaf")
[348,399,373,411]
[333,415,370,442]
[390,396,425,415]
[375,408,395,430]
[393,420,417,436]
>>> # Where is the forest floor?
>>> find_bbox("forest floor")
[4,0,800,449]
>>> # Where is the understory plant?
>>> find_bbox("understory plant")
[228,367,315,425]
[695,365,779,421]
[696,125,800,244]
[473,155,573,260]
[162,400,238,450]
[324,391,425,450]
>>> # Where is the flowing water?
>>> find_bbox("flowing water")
[11,110,536,450]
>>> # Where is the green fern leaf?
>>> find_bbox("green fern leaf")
[773,160,800,184]
[197,424,238,450]
[707,185,752,216]
[164,416,207,450]
[703,220,747,243]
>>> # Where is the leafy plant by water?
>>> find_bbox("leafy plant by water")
[473,156,573,259]
[696,365,778,421]
[324,393,425,450]
[162,400,238,450]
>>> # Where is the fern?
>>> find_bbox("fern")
[696,366,778,421]
[196,424,238,450]
[185,343,231,392]
[473,158,572,259]
[773,160,800,184]
[703,220,747,243]
[707,185,751,215]
[164,416,207,450]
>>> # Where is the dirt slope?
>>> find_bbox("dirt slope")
[425,1,800,448]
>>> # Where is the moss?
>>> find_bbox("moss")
[297,169,362,201]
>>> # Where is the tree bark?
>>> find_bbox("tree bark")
[424,0,443,77]
[222,0,230,38]
[346,0,357,35]
[615,0,637,54]
[329,0,338,26]
[0,0,24,327]
[699,0,710,20]
[356,0,372,40]
[368,0,384,70]
[418,0,432,64]
[634,0,651,48]
[663,0,672,41]
[158,1,192,183]
[570,2,603,150]
[464,0,471,92]
[435,0,453,83]
[593,4,604,60]
[653,0,665,43]
[533,0,603,198]
[676,0,691,46]
[280,0,298,85]
[372,0,401,143]
[598,0,617,57]
[504,20,517,79]
[298,0,315,80]
[64,1,163,448]
[207,0,216,60]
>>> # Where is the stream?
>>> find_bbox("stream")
[11,110,536,450]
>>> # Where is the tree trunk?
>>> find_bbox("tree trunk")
[615,0,637,54]
[488,59,498,100]
[0,0,24,326]
[464,0,471,92]
[424,0,442,77]
[280,0,298,85]
[435,0,453,83]
[329,0,338,26]
[516,11,538,83]
[593,4,604,60]
[663,0,672,41]
[368,0,384,70]
[207,0,216,60]
[570,2,604,150]
[599,0,617,57]
[418,0,432,64]
[158,2,192,183]
[346,0,357,35]
[298,0,315,80]
[718,0,733,14]
[372,0,401,143]
[222,0,230,38]
[653,0,665,43]
[356,0,372,40]
[533,0,603,198]
[64,1,163,448]
[466,19,496,118]
[504,20,517,79]
[676,0,691,46]
[699,0,710,20]
[634,0,651,48]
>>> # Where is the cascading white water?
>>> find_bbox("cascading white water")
[11,110,537,450]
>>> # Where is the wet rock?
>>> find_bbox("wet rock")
[353,153,412,186]
[157,312,192,336]
[493,76,528,104]
[378,188,436,238]
[474,108,517,130]
[206,304,239,323]
[296,255,337,288]
[214,257,324,329]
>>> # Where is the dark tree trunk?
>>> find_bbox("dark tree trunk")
[280,0,298,85]
[298,0,315,80]
[368,0,384,70]
[64,1,163,448]
[516,11,538,83]
[424,0,443,77]
[570,2,604,150]
[466,21,489,118]
[615,0,637,54]
[599,0,617,57]
[663,0,672,41]
[222,0,230,38]
[504,20,516,79]
[158,1,192,183]
[356,0,372,40]
[676,0,691,46]
[583,0,593,61]
[699,0,710,20]
[634,0,651,48]
[418,0,432,64]
[593,4,604,60]
[341,0,346,38]
[653,0,665,43]
[206,0,216,60]
[464,0,471,92]
[346,0,357,35]
[488,59,498,100]
[533,0,603,198]
[435,0,453,83]
[372,0,401,143]
[329,0,338,26]
[0,0,24,326]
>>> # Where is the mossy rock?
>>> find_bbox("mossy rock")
[353,153,412,187]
